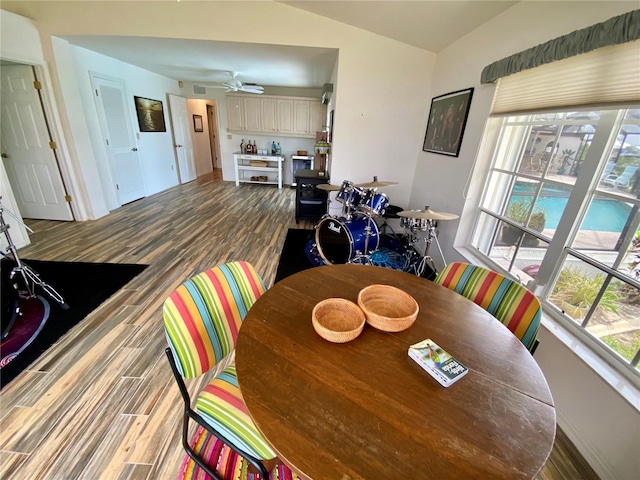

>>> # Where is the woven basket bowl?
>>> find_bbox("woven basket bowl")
[312,298,365,343]
[357,284,419,332]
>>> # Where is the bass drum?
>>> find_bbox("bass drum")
[315,215,379,264]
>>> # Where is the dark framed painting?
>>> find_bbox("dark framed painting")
[193,114,203,132]
[134,96,166,132]
[422,88,474,157]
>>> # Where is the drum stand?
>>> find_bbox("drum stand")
[0,200,69,320]
[404,221,447,277]
[350,212,377,265]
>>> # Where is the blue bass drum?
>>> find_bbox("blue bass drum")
[315,215,379,264]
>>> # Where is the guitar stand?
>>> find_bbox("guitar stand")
[0,201,69,335]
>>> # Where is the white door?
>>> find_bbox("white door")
[91,74,145,205]
[0,65,73,220]
[168,94,196,183]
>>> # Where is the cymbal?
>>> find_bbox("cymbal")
[355,180,398,188]
[398,209,459,221]
[316,183,343,191]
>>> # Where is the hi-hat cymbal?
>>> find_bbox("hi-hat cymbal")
[316,183,343,191]
[398,209,459,221]
[355,180,398,188]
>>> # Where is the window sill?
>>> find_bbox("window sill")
[455,244,640,412]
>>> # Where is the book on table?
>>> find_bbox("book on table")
[408,339,468,387]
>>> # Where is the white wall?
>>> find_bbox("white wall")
[417,3,640,479]
[66,44,181,210]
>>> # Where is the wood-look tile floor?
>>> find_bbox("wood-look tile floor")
[0,172,598,480]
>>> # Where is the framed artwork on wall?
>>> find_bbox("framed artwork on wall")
[193,114,203,132]
[134,96,166,132]
[422,88,474,157]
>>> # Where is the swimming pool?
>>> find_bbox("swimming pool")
[511,183,631,232]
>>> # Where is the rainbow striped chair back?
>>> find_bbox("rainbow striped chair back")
[434,262,541,353]
[163,261,266,378]
[163,261,276,479]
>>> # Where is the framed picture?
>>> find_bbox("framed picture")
[328,110,334,143]
[422,88,474,157]
[193,114,203,132]
[134,96,166,132]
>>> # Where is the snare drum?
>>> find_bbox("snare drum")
[315,214,380,264]
[400,217,433,232]
[361,192,389,216]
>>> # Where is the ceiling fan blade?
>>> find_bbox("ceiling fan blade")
[239,85,264,94]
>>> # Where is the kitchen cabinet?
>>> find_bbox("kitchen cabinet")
[293,100,311,135]
[276,99,294,134]
[261,98,277,133]
[226,94,325,138]
[227,96,244,131]
[243,97,261,132]
[234,153,284,189]
[310,101,326,133]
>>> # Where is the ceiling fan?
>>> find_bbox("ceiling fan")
[197,71,264,95]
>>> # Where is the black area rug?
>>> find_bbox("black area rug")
[274,229,316,283]
[0,259,148,389]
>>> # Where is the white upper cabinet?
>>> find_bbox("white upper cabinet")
[276,98,294,134]
[261,98,277,133]
[243,97,261,132]
[227,96,245,131]
[293,100,311,135]
[226,94,325,138]
[310,102,326,133]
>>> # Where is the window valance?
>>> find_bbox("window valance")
[481,9,640,84]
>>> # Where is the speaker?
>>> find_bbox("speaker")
[193,85,206,95]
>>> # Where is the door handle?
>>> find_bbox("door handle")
[1,153,7,159]
[131,147,138,151]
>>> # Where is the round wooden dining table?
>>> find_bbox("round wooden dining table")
[236,264,556,480]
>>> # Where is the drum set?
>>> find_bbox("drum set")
[309,177,459,278]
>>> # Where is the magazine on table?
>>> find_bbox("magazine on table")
[408,339,468,387]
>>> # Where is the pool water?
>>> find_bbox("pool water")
[511,183,631,232]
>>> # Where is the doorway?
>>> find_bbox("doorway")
[206,103,222,171]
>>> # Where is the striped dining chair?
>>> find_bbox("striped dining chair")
[434,262,541,353]
[163,261,275,480]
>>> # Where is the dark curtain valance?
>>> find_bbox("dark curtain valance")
[481,9,640,84]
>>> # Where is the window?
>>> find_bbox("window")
[470,107,640,379]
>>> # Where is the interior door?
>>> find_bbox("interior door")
[168,94,196,183]
[207,103,221,170]
[91,74,145,205]
[0,64,73,220]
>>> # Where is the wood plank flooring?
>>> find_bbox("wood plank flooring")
[0,172,598,480]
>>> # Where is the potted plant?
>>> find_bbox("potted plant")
[551,268,620,319]
[501,200,546,246]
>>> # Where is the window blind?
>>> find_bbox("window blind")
[490,39,640,115]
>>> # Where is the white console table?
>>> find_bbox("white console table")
[233,153,284,189]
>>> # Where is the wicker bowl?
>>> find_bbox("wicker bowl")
[297,150,308,156]
[312,298,365,343]
[357,284,419,332]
